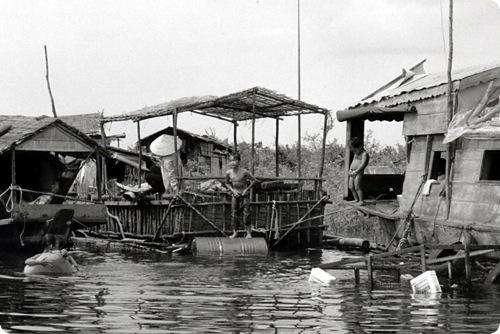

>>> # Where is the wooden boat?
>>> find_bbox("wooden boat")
[336,61,500,249]
[96,87,331,250]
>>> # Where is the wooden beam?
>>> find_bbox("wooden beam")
[100,122,108,194]
[10,146,16,186]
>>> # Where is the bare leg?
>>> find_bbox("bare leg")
[348,175,359,202]
[243,196,252,238]
[354,173,364,205]
[230,196,238,238]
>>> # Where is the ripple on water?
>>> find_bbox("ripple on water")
[0,249,500,333]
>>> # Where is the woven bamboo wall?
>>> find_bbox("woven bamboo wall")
[103,189,325,249]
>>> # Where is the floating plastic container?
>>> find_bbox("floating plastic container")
[410,270,442,294]
[192,237,268,255]
[309,267,336,286]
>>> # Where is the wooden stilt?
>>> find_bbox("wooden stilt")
[318,111,328,193]
[251,90,256,175]
[464,244,472,287]
[420,244,427,272]
[173,108,181,191]
[367,254,373,290]
[233,122,238,152]
[354,268,360,285]
[275,117,279,177]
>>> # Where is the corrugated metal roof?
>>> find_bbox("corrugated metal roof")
[348,62,500,109]
[337,62,500,122]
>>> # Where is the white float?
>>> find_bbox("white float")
[309,267,336,286]
[24,250,78,275]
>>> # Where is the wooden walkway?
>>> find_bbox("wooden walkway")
[320,244,500,289]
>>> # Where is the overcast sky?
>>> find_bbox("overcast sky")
[2,0,500,148]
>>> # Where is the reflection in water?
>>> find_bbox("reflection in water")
[0,249,499,333]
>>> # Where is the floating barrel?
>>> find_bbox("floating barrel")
[337,238,370,251]
[192,237,268,255]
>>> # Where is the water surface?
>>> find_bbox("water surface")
[0,248,499,333]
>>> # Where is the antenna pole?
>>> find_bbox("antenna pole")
[297,0,302,178]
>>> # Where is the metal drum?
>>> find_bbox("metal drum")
[192,237,268,255]
[337,238,370,251]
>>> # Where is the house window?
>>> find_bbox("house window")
[430,151,446,181]
[480,151,500,181]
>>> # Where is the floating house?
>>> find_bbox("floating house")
[0,116,107,249]
[139,126,232,176]
[337,62,500,247]
[98,87,331,250]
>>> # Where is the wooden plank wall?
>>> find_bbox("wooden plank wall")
[403,96,448,136]
[402,135,500,227]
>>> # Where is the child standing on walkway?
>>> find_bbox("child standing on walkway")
[224,152,256,238]
[348,137,369,206]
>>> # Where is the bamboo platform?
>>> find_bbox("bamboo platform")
[100,189,328,250]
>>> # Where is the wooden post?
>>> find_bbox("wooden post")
[173,108,181,191]
[136,120,142,187]
[447,261,453,280]
[10,147,16,186]
[354,268,360,285]
[420,244,427,272]
[275,117,279,177]
[100,121,108,194]
[96,151,102,201]
[233,122,238,152]
[10,147,17,204]
[318,111,328,193]
[297,0,302,179]
[251,90,256,175]
[366,254,373,290]
[464,243,472,287]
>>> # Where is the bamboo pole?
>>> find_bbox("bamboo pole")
[297,0,302,179]
[173,108,181,191]
[136,120,142,187]
[96,151,102,201]
[177,196,227,237]
[233,122,238,152]
[44,45,57,118]
[445,0,454,218]
[318,111,328,192]
[275,117,279,176]
[251,89,256,175]
[10,147,16,186]
[100,121,108,194]
[153,198,176,241]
